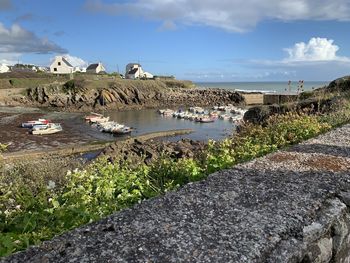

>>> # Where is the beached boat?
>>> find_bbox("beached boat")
[31,124,49,131]
[89,116,110,123]
[22,119,50,128]
[85,112,103,121]
[31,123,62,135]
[112,126,133,135]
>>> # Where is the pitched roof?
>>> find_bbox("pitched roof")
[62,57,73,67]
[87,63,99,70]
[127,68,139,75]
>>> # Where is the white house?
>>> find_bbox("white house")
[125,63,153,79]
[86,62,106,74]
[50,56,73,74]
[0,64,10,73]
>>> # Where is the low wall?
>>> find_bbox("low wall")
[241,93,264,105]
[3,125,350,263]
[263,94,299,105]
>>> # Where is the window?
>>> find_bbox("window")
[58,62,61,66]
[54,68,57,71]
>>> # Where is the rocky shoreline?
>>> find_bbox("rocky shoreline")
[5,78,245,111]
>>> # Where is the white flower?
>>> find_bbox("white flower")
[15,205,21,210]
[66,170,72,176]
[47,180,56,190]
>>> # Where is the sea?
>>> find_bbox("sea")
[195,81,329,93]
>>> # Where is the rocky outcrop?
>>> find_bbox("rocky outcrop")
[102,138,207,165]
[20,79,244,111]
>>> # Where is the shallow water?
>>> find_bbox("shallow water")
[107,109,235,141]
[0,107,236,152]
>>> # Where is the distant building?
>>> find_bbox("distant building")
[86,62,106,74]
[0,64,10,73]
[73,67,86,73]
[10,64,38,73]
[37,66,50,72]
[125,63,153,79]
[50,56,73,74]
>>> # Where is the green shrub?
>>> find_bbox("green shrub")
[0,106,349,257]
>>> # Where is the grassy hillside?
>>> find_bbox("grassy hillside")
[0,72,69,89]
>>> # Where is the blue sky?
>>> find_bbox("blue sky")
[0,0,350,81]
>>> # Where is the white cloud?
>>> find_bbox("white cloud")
[284,37,350,62]
[85,0,350,32]
[0,23,66,54]
[240,37,350,80]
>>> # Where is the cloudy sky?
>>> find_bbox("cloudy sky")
[0,0,350,81]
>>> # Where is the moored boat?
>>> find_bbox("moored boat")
[31,123,62,135]
[22,119,50,128]
[112,126,133,135]
[196,116,215,123]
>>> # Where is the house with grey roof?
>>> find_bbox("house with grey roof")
[125,63,153,79]
[86,62,106,74]
[50,56,73,74]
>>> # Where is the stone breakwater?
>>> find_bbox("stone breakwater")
[11,82,244,111]
[3,124,350,262]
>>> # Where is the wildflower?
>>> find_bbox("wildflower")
[66,170,72,176]
[15,205,21,210]
[47,180,56,190]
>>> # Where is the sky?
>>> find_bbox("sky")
[0,0,350,81]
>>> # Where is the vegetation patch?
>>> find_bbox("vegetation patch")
[1,81,350,258]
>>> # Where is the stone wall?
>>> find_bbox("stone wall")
[2,125,350,263]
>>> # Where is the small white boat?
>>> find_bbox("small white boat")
[230,115,243,122]
[85,112,103,121]
[112,126,133,135]
[163,109,174,116]
[219,114,231,120]
[22,119,50,128]
[89,116,110,123]
[31,124,49,131]
[196,116,215,123]
[31,123,62,135]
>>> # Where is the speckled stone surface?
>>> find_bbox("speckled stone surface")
[3,125,350,263]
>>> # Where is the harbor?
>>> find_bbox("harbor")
[0,106,240,154]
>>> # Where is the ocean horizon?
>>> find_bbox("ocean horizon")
[195,81,329,93]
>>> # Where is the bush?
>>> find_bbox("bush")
[0,107,348,257]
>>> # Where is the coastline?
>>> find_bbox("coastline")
[1,129,194,162]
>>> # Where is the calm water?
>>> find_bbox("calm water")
[107,109,235,141]
[195,81,329,93]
